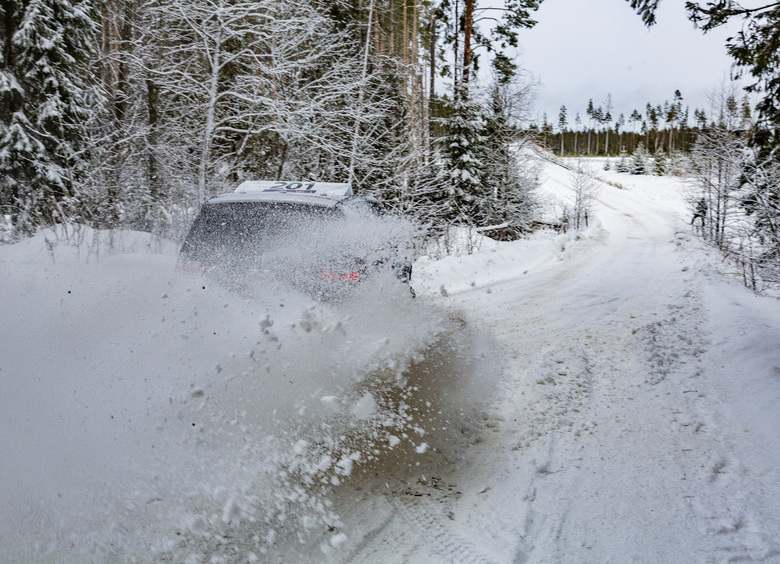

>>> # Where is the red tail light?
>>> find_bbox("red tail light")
[316,268,361,282]
[176,261,212,275]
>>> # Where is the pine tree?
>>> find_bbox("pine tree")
[585,98,594,153]
[574,112,581,154]
[557,104,567,156]
[603,93,613,155]
[616,112,625,153]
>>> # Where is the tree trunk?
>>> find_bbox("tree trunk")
[198,33,221,204]
[403,0,408,67]
[146,78,161,205]
[389,0,395,56]
[453,0,459,87]
[349,0,375,186]
[462,0,475,84]
[429,13,436,154]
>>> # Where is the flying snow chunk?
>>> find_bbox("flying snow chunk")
[330,532,348,548]
[335,455,354,476]
[222,497,241,524]
[415,442,429,454]
[316,455,333,472]
[351,392,377,420]
[293,439,309,455]
[321,396,339,410]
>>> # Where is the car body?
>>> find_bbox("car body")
[177,180,413,299]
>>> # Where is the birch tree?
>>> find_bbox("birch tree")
[133,0,405,207]
[689,88,747,248]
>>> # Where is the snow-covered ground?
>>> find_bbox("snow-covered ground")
[1,156,779,562]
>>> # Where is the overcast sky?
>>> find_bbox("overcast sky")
[514,0,741,124]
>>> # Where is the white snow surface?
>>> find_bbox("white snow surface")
[1,157,779,562]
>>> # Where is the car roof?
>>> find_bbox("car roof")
[235,180,352,197]
[204,180,354,208]
[205,192,340,208]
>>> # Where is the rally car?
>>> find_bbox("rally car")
[176,180,413,300]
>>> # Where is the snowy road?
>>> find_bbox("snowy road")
[1,158,779,562]
[298,160,780,562]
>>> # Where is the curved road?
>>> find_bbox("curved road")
[302,162,780,563]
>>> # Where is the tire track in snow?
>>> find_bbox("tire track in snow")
[255,313,504,563]
[625,273,779,560]
[337,478,499,564]
[510,346,596,451]
[443,162,773,560]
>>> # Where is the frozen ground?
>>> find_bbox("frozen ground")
[1,156,779,562]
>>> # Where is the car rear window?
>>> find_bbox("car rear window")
[181,201,343,260]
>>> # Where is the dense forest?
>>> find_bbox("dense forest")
[1,0,779,285]
[0,0,543,244]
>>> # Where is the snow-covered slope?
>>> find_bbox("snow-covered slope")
[1,157,778,562]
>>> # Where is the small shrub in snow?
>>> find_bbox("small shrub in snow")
[616,151,631,173]
[631,143,652,175]
[654,149,671,176]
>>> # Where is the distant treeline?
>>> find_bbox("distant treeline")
[525,91,754,156]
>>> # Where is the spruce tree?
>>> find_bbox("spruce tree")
[1,0,35,232]
[0,0,97,234]
[631,142,651,175]
[441,83,488,226]
[654,149,670,176]
[616,150,631,173]
[481,66,536,238]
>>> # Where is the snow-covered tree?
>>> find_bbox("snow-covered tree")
[654,148,670,175]
[0,0,97,235]
[480,67,537,238]
[410,55,539,248]
[105,0,406,212]
[616,150,631,173]
[631,142,652,175]
[440,83,488,226]
[742,154,780,285]
[689,87,748,248]
[564,162,598,232]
